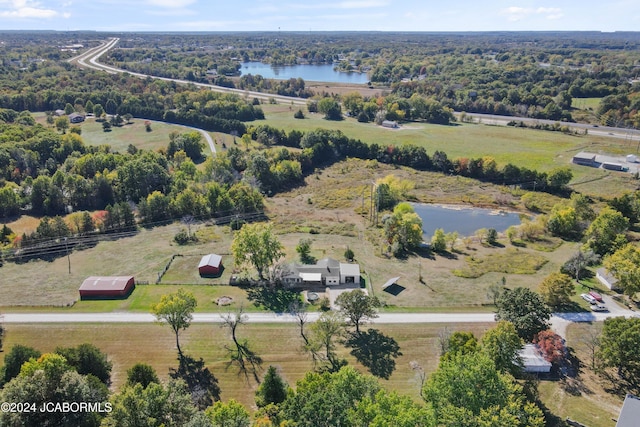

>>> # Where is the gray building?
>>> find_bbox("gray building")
[282,258,360,287]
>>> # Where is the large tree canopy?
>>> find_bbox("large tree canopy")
[495,287,551,341]
[422,352,544,427]
[335,289,380,334]
[604,243,640,296]
[597,316,640,388]
[151,289,197,356]
[231,223,284,280]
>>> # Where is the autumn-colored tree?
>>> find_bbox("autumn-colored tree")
[533,330,566,364]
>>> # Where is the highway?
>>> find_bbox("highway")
[71,38,640,142]
[70,38,308,106]
[455,112,640,143]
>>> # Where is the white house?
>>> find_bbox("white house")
[282,257,360,287]
[518,344,552,374]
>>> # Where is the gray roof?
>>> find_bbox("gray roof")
[573,151,597,160]
[617,394,640,427]
[597,268,620,289]
[316,258,340,268]
[199,254,222,268]
[339,262,360,277]
[289,258,359,280]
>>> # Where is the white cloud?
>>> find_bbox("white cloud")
[290,0,389,10]
[337,0,389,8]
[501,6,563,22]
[145,0,197,8]
[0,0,58,18]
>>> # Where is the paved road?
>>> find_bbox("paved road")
[71,39,638,141]
[2,310,634,326]
[70,38,308,106]
[456,112,640,143]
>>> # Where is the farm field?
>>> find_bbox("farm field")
[257,104,639,198]
[0,321,622,427]
[0,155,609,310]
[0,222,234,307]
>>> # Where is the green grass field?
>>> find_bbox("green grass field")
[573,97,603,111]
[258,104,639,198]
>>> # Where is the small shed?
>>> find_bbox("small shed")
[79,276,135,299]
[381,120,398,128]
[199,254,223,276]
[519,344,552,374]
[597,268,620,291]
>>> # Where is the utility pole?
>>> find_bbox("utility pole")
[65,237,71,274]
[369,182,374,225]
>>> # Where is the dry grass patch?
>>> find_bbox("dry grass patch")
[0,222,235,307]
[0,322,493,408]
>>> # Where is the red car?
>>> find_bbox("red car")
[589,290,603,302]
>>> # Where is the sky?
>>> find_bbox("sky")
[0,0,639,32]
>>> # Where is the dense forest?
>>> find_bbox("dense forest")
[97,31,640,128]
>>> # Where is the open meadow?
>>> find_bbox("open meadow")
[0,321,496,407]
[0,321,622,427]
[258,104,640,198]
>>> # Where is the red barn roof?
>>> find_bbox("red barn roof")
[79,276,135,299]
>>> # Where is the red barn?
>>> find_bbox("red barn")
[79,276,135,299]
[198,254,223,276]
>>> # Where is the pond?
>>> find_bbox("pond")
[411,204,524,239]
[240,62,370,84]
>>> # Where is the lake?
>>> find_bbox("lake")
[412,204,524,238]
[240,62,370,84]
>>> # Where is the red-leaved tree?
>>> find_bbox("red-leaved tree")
[534,330,566,364]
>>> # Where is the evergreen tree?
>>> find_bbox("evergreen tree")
[255,365,288,407]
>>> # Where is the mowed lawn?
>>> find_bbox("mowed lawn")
[0,322,492,408]
[78,118,225,157]
[1,321,623,425]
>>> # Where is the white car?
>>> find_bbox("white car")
[591,304,608,312]
[581,293,597,304]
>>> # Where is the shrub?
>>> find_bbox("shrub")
[319,297,331,311]
[174,229,198,245]
[344,247,355,261]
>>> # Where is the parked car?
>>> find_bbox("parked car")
[591,303,608,312]
[589,290,603,302]
[581,293,597,304]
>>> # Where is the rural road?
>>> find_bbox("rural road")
[455,112,640,143]
[2,310,634,327]
[70,38,308,106]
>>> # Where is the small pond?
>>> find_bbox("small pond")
[412,204,524,239]
[240,62,370,84]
